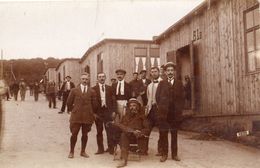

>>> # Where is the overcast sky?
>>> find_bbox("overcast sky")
[0,0,203,60]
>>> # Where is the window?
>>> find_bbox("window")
[244,4,260,73]
[97,52,103,73]
[134,48,147,72]
[84,65,90,74]
[150,48,160,68]
[63,66,66,80]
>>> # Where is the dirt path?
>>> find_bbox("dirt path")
[0,94,260,168]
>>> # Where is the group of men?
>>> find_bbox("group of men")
[61,62,184,168]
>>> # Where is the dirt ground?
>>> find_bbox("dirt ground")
[0,93,260,168]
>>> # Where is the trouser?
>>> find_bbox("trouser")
[20,90,26,101]
[115,100,127,122]
[30,89,33,96]
[69,123,92,153]
[141,94,148,106]
[95,108,113,152]
[61,91,70,112]
[34,92,39,101]
[159,121,178,157]
[13,92,18,101]
[146,105,162,154]
[48,93,56,108]
[120,132,146,161]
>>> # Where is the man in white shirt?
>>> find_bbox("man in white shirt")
[92,72,116,155]
[145,66,163,156]
[112,69,132,121]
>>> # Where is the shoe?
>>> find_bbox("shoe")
[117,160,127,168]
[68,152,74,158]
[155,152,162,156]
[80,152,89,158]
[160,155,168,162]
[95,150,104,155]
[58,111,64,114]
[172,156,180,161]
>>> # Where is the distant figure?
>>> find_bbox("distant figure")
[33,81,40,101]
[139,70,151,106]
[19,79,27,101]
[46,81,56,108]
[5,85,10,101]
[129,72,143,99]
[111,78,117,85]
[29,82,34,96]
[58,76,75,114]
[184,75,191,109]
[11,81,20,101]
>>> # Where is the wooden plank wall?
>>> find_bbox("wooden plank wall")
[81,42,159,86]
[159,0,260,117]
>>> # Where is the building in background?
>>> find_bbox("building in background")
[154,0,260,134]
[55,58,81,89]
[80,38,160,86]
[44,67,56,83]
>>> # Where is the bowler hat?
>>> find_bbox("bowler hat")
[65,75,71,79]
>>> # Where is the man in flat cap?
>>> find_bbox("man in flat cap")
[112,69,132,120]
[58,75,75,114]
[67,73,98,158]
[116,98,149,168]
[139,70,151,106]
[156,62,184,162]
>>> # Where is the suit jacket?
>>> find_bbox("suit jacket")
[156,79,184,122]
[60,81,75,92]
[67,86,98,124]
[92,84,116,120]
[112,81,132,101]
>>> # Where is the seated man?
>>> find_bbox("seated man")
[116,98,149,168]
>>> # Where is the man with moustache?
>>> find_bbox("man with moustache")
[156,62,185,162]
[139,70,151,106]
[58,76,75,114]
[116,98,149,168]
[67,73,98,158]
[112,69,132,120]
[92,72,116,155]
[145,67,163,156]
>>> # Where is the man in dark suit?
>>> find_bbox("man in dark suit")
[92,72,116,155]
[67,73,97,158]
[112,69,132,120]
[156,62,185,162]
[58,76,75,114]
[139,70,151,106]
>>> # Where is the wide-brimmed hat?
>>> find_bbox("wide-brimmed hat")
[115,69,126,74]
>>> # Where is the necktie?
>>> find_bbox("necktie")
[118,82,121,95]
[83,86,86,93]
[102,85,105,92]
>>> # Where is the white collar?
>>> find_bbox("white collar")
[118,80,124,84]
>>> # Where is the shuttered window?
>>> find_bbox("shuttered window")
[244,4,260,73]
[134,48,147,72]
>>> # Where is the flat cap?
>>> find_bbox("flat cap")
[115,69,126,74]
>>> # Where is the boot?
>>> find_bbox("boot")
[117,159,127,168]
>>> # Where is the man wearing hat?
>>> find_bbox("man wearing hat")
[112,69,132,120]
[139,70,151,106]
[67,73,98,158]
[117,98,149,168]
[58,75,75,114]
[19,78,27,101]
[156,62,184,162]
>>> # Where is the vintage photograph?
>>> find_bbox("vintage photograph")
[0,0,260,167]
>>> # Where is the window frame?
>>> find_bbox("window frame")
[244,4,260,74]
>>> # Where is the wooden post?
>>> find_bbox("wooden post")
[0,49,3,79]
[190,41,196,110]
